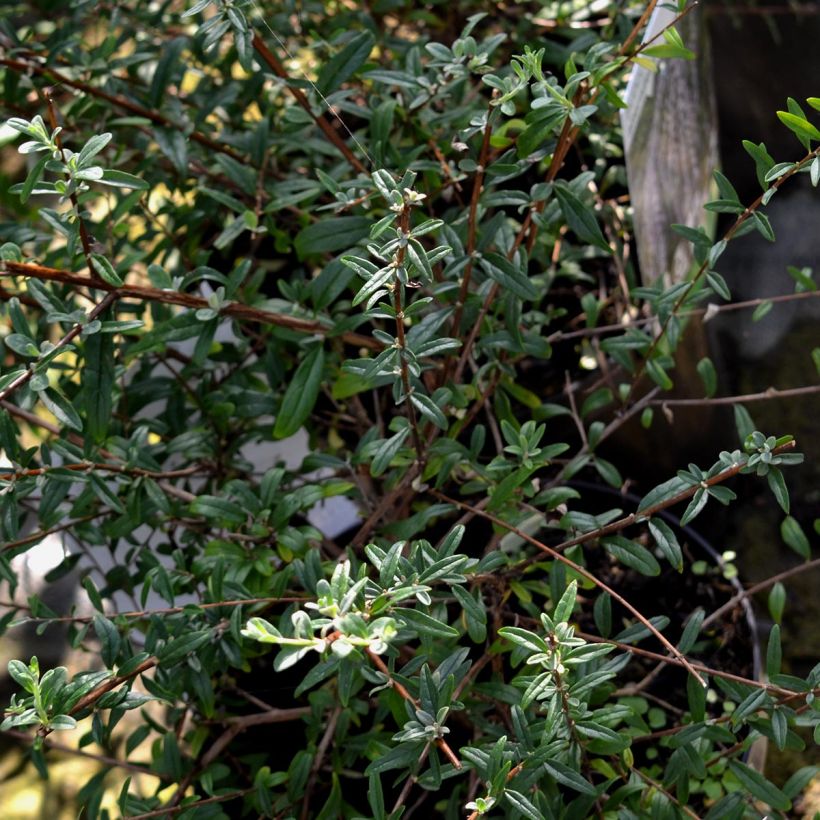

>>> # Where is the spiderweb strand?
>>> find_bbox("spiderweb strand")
[246,0,376,170]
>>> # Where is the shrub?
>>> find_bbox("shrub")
[0,1,818,817]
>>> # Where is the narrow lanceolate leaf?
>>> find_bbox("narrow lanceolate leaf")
[780,515,810,559]
[776,111,820,143]
[40,388,83,431]
[90,253,124,286]
[602,535,661,576]
[554,182,610,251]
[393,607,459,638]
[728,760,791,811]
[542,759,598,795]
[479,253,538,301]
[767,467,789,514]
[503,789,542,820]
[410,391,447,430]
[696,356,717,398]
[294,217,371,257]
[648,518,683,571]
[273,347,325,439]
[316,31,375,95]
[370,428,409,477]
[99,169,150,190]
[84,326,115,443]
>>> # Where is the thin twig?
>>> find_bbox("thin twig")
[2,260,379,349]
[0,56,246,162]
[366,648,462,769]
[431,489,718,686]
[0,290,119,404]
[251,33,368,175]
[702,556,820,629]
[123,788,254,820]
[651,383,820,407]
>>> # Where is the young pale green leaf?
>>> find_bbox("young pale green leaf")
[274,346,325,439]
[8,659,37,693]
[776,111,820,143]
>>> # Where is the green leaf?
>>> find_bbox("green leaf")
[728,760,790,811]
[554,182,610,251]
[678,608,704,654]
[498,626,549,654]
[158,630,212,666]
[768,582,786,624]
[696,357,717,398]
[48,714,77,731]
[317,31,375,95]
[90,254,123,286]
[5,333,39,358]
[752,300,773,322]
[40,388,83,431]
[480,253,538,301]
[20,153,50,204]
[780,515,810,559]
[767,467,789,514]
[503,789,542,820]
[776,110,820,143]
[553,579,577,623]
[766,623,782,678]
[190,495,246,525]
[273,347,325,439]
[542,759,597,795]
[294,217,371,257]
[680,487,708,526]
[733,404,755,443]
[393,607,459,638]
[705,270,731,301]
[410,391,448,430]
[83,326,114,443]
[99,169,149,190]
[602,536,661,576]
[93,615,121,667]
[648,519,683,571]
[642,43,694,60]
[8,660,37,693]
[370,428,410,477]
